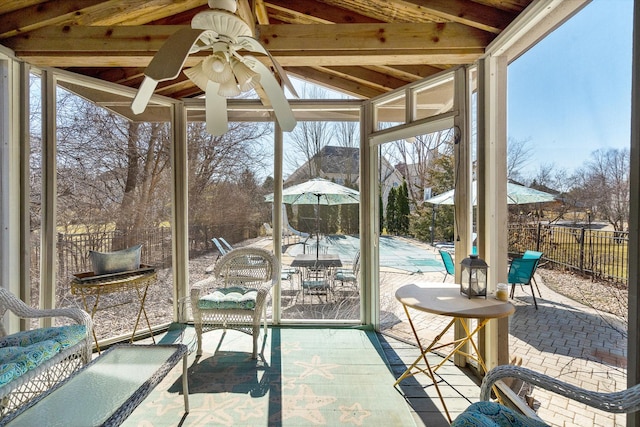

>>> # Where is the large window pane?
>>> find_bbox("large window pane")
[52,83,174,345]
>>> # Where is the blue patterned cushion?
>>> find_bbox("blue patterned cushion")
[452,402,550,427]
[0,325,87,388]
[0,325,86,349]
[198,287,258,310]
[90,244,142,275]
[0,340,60,387]
[0,363,24,388]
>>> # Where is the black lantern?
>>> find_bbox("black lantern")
[460,254,488,298]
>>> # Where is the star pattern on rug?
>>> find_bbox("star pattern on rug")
[144,392,188,417]
[295,355,340,379]
[180,394,243,426]
[278,383,337,424]
[233,397,267,423]
[339,402,372,425]
[278,340,302,355]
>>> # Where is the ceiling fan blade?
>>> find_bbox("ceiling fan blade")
[131,76,159,114]
[238,36,299,98]
[146,28,207,81]
[131,28,206,114]
[246,56,296,132]
[205,80,229,136]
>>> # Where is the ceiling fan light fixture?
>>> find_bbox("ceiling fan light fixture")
[183,65,209,91]
[217,77,241,98]
[209,52,227,73]
[231,58,260,92]
[203,54,234,83]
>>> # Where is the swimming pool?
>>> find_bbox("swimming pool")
[287,235,443,273]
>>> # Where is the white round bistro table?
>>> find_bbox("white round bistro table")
[393,282,515,423]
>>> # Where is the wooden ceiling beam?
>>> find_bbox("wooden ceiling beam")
[257,22,493,51]
[319,0,515,33]
[253,0,270,25]
[372,64,446,81]
[66,66,146,85]
[0,0,209,39]
[5,23,490,67]
[0,1,47,16]
[400,0,516,33]
[286,66,385,99]
[320,66,411,91]
[264,0,381,24]
[0,0,105,39]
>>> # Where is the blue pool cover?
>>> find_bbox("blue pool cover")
[287,235,443,273]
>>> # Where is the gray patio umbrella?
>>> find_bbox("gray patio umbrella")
[265,178,360,258]
[425,181,556,205]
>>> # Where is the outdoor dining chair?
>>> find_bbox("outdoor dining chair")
[522,250,544,297]
[301,266,332,303]
[335,251,360,292]
[508,257,540,309]
[439,250,455,282]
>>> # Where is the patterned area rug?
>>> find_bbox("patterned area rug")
[122,326,416,426]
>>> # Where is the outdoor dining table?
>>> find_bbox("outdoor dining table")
[290,253,343,268]
[393,281,515,423]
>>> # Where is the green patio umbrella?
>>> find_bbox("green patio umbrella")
[425,181,556,205]
[265,178,360,258]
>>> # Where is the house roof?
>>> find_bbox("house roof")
[0,0,537,103]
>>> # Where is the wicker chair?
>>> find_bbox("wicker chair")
[481,365,640,413]
[0,288,92,417]
[452,364,640,426]
[190,247,279,359]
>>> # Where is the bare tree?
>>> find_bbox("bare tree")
[187,121,271,228]
[388,129,453,207]
[571,148,630,231]
[507,136,534,181]
[285,84,335,179]
[53,87,271,243]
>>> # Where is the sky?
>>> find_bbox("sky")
[507,0,633,178]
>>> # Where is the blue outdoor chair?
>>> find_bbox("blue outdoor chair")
[508,257,540,309]
[439,250,455,282]
[212,238,228,259]
[219,237,234,252]
[522,250,543,298]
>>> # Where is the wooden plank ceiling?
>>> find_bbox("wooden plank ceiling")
[0,0,533,100]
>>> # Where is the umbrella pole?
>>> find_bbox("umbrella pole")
[316,195,320,260]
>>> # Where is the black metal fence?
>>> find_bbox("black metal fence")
[508,223,628,286]
[48,222,627,287]
[52,223,260,279]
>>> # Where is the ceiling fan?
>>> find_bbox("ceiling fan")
[131,0,297,136]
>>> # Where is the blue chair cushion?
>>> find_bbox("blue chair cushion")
[335,272,356,282]
[302,280,330,290]
[198,287,258,310]
[452,402,549,427]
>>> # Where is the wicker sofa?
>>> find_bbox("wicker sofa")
[0,288,92,418]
